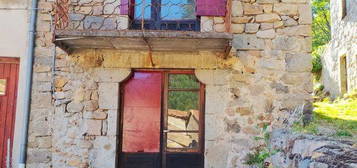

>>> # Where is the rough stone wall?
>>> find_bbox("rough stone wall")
[27,0,312,168]
[269,129,357,168]
[65,0,128,30]
[321,0,357,97]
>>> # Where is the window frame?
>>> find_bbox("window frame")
[130,0,201,31]
[340,54,348,94]
[341,0,347,19]
[163,71,205,153]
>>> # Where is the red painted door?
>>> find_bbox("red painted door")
[0,58,19,168]
[121,71,163,168]
[122,72,162,152]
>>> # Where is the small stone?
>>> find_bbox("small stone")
[236,107,252,116]
[91,91,99,100]
[55,77,69,88]
[232,1,244,17]
[101,18,117,30]
[256,0,279,4]
[54,92,66,100]
[79,140,93,148]
[84,120,102,135]
[98,83,119,109]
[83,16,105,29]
[231,24,245,33]
[201,17,214,32]
[69,13,85,21]
[214,17,225,24]
[73,87,85,103]
[34,65,51,72]
[232,16,253,24]
[274,21,284,28]
[245,23,260,33]
[262,4,273,13]
[272,36,303,51]
[214,24,226,32]
[77,6,92,14]
[273,4,298,16]
[270,82,289,93]
[282,16,298,26]
[256,29,276,39]
[92,112,107,120]
[68,159,81,167]
[243,3,263,15]
[242,126,259,135]
[84,100,99,111]
[260,23,273,30]
[257,58,285,70]
[276,25,311,36]
[66,102,84,113]
[37,136,52,148]
[27,149,51,163]
[256,13,281,23]
[298,4,312,24]
[285,53,312,72]
[224,118,241,133]
[92,6,103,15]
[233,34,265,50]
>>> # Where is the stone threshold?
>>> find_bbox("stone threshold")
[54,30,233,58]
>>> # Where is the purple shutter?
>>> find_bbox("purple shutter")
[120,0,129,15]
[196,0,227,16]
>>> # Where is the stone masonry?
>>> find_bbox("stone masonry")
[27,0,313,167]
[321,0,357,97]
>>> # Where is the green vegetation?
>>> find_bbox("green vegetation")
[245,125,278,168]
[312,0,331,50]
[168,74,200,111]
[311,0,330,77]
[293,90,357,139]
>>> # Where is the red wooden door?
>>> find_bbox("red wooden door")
[0,58,19,168]
[120,71,163,168]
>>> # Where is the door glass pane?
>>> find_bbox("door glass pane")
[135,0,152,20]
[168,91,199,131]
[167,132,199,152]
[122,72,162,153]
[0,79,6,95]
[169,74,199,89]
[161,0,196,20]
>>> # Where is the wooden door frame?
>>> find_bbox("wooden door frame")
[118,69,206,168]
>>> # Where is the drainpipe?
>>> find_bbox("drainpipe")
[19,0,38,167]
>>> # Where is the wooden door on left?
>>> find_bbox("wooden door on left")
[0,57,19,168]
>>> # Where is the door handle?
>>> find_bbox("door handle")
[163,130,170,133]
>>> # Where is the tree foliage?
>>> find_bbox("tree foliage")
[311,0,330,77]
[312,0,331,50]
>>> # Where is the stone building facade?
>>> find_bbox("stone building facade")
[321,0,357,97]
[26,0,313,167]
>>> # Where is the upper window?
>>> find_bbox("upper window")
[131,0,200,31]
[0,79,6,96]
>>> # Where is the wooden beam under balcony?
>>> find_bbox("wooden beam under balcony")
[53,30,233,58]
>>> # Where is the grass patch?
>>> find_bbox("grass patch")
[294,90,357,139]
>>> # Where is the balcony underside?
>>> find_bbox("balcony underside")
[54,30,233,58]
